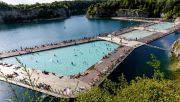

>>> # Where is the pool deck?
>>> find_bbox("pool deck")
[138,23,180,44]
[0,20,179,98]
[0,63,90,97]
[0,37,99,59]
[98,36,144,48]
[77,46,134,86]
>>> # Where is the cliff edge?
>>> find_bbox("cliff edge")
[172,40,180,60]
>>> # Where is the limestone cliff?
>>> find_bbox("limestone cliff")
[0,8,68,23]
[172,40,180,59]
[87,8,149,18]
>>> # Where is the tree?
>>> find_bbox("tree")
[147,54,164,80]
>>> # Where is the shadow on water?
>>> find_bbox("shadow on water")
[0,16,70,31]
[108,32,180,82]
[108,45,170,81]
[0,81,43,101]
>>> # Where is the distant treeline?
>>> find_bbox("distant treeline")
[0,0,179,23]
[0,1,98,23]
[86,0,180,19]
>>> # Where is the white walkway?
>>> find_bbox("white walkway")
[98,36,144,48]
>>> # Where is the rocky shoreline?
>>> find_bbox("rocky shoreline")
[0,8,69,23]
[170,40,180,71]
[0,1,97,23]
[172,40,180,60]
[87,9,149,19]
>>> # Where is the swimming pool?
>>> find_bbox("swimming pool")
[2,41,119,76]
[119,30,155,40]
[148,22,174,30]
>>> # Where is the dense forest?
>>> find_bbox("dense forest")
[0,1,98,23]
[87,0,180,19]
[0,0,179,23]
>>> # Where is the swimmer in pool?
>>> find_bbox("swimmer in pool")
[83,61,88,65]
[54,54,57,57]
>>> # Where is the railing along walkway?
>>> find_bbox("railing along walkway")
[144,44,171,51]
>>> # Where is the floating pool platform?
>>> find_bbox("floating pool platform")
[119,30,155,40]
[3,41,119,76]
[0,19,179,98]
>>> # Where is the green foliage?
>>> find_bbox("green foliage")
[115,78,180,102]
[0,1,12,9]
[102,79,118,94]
[147,54,161,70]
[87,0,180,19]
[76,77,180,102]
[76,87,113,102]
[102,74,127,94]
[147,54,164,80]
[0,1,98,23]
[87,4,97,17]
[13,1,97,12]
[117,73,128,89]
[76,54,180,102]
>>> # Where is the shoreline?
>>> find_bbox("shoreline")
[0,15,69,24]
[111,17,163,23]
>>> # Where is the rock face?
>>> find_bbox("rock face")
[172,40,180,59]
[174,17,180,25]
[87,8,149,18]
[0,8,69,23]
[115,9,149,17]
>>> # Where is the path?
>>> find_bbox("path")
[98,36,144,48]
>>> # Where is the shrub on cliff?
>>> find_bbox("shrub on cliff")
[0,1,98,23]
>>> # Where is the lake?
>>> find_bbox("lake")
[0,15,140,51]
[0,15,179,101]
[0,15,140,101]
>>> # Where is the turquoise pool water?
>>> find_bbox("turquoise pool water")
[2,41,119,76]
[148,22,174,30]
[119,30,155,40]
